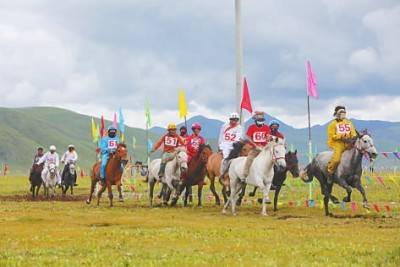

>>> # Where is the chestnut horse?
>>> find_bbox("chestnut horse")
[171,144,213,207]
[86,143,129,207]
[206,141,252,205]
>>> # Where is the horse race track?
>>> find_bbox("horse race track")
[1,175,399,267]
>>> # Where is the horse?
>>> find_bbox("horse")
[86,143,129,207]
[171,144,213,207]
[206,141,252,205]
[62,161,77,195]
[223,137,286,216]
[247,150,300,211]
[30,163,43,198]
[42,163,58,198]
[300,131,378,216]
[148,147,188,207]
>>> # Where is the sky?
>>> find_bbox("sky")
[0,0,399,129]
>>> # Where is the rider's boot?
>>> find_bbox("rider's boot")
[158,162,166,179]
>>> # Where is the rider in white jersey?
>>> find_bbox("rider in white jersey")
[37,145,61,185]
[218,112,243,176]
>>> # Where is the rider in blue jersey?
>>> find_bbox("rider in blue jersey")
[99,126,120,184]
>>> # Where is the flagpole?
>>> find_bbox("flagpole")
[235,0,243,118]
[184,116,187,129]
[307,96,313,202]
[146,123,149,167]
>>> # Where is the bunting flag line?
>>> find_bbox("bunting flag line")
[376,176,385,186]
[351,202,358,213]
[372,203,381,213]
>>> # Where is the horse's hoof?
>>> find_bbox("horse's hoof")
[85,199,90,205]
[363,203,370,209]
[249,192,255,197]
[343,197,351,203]
[261,212,267,216]
[119,198,124,202]
[222,209,227,214]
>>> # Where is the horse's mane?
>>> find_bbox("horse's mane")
[195,144,212,158]
[227,141,248,160]
[118,143,127,148]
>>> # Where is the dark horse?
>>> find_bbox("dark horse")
[171,144,213,207]
[245,150,300,211]
[86,143,129,207]
[62,162,77,195]
[30,163,43,198]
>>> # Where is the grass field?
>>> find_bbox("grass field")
[0,174,399,267]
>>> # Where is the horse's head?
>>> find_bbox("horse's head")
[115,143,129,165]
[285,150,300,178]
[48,163,56,178]
[68,163,76,175]
[176,147,188,172]
[198,144,213,163]
[269,137,286,172]
[356,130,378,161]
[240,141,253,157]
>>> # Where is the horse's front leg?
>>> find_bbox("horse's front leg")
[96,184,107,206]
[273,185,282,212]
[337,177,352,202]
[249,186,258,197]
[261,178,273,216]
[197,183,203,207]
[209,177,220,205]
[117,184,124,202]
[107,184,113,207]
[355,179,369,209]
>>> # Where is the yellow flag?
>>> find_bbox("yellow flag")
[121,133,125,142]
[178,88,188,118]
[91,118,98,143]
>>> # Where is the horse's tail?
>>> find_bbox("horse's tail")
[300,162,314,183]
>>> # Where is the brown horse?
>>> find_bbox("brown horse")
[86,143,129,207]
[171,144,213,207]
[206,141,252,205]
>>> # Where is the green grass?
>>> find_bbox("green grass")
[0,174,399,266]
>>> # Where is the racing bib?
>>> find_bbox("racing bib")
[164,136,178,147]
[48,157,56,164]
[108,140,118,149]
[224,132,237,141]
[336,123,351,134]
[253,132,267,143]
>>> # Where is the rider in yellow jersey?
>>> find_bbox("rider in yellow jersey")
[326,106,357,182]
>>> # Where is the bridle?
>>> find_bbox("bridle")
[270,143,285,164]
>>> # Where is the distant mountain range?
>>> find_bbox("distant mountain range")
[1,106,399,174]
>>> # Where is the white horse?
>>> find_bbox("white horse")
[223,137,287,216]
[148,147,188,206]
[42,163,57,198]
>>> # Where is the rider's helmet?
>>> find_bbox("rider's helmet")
[167,123,177,131]
[68,144,75,149]
[191,122,202,131]
[253,111,265,126]
[333,105,346,116]
[229,112,240,121]
[269,120,280,128]
[49,145,56,152]
[108,126,118,137]
[37,146,44,151]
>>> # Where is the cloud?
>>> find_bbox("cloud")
[0,1,399,130]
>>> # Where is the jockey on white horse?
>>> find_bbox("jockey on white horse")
[37,145,61,186]
[218,112,243,179]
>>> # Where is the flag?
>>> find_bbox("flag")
[113,112,118,129]
[376,176,385,186]
[121,133,125,142]
[178,88,188,119]
[118,107,125,133]
[91,118,98,143]
[145,99,152,128]
[306,60,318,99]
[132,136,136,149]
[147,139,153,152]
[240,77,253,113]
[393,152,400,160]
[382,152,389,158]
[100,115,105,137]
[351,202,357,213]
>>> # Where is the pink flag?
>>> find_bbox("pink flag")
[306,60,318,99]
[113,112,118,129]
[240,77,253,114]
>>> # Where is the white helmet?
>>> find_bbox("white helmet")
[68,144,75,149]
[49,145,56,151]
[229,112,240,120]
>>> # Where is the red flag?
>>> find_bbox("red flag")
[373,204,381,213]
[80,169,84,177]
[384,205,391,213]
[100,115,105,137]
[351,202,357,213]
[240,77,253,114]
[376,176,385,186]
[382,152,389,158]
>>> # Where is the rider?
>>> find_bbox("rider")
[218,112,243,178]
[326,105,357,182]
[186,122,206,162]
[269,120,285,139]
[36,145,61,186]
[179,125,189,145]
[99,126,120,184]
[243,111,271,178]
[151,123,185,178]
[29,147,44,182]
[61,144,79,186]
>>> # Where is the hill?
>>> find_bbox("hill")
[0,107,158,174]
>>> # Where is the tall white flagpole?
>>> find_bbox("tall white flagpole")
[235,0,244,123]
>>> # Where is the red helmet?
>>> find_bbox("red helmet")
[191,122,202,130]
